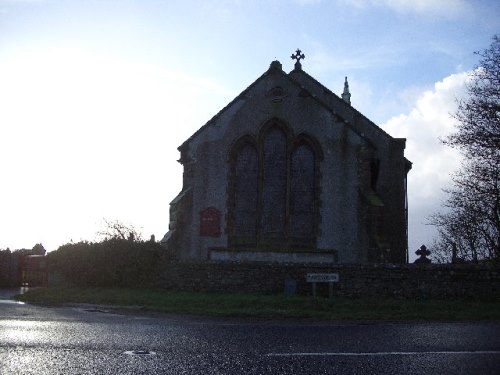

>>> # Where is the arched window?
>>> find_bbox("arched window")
[290,143,316,246]
[228,121,321,249]
[260,127,287,240]
[232,143,258,243]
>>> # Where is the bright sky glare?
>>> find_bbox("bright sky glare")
[0,0,499,260]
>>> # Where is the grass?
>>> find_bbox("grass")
[15,287,500,321]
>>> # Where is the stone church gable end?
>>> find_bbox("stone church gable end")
[162,55,411,264]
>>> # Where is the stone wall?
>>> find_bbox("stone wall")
[159,261,499,300]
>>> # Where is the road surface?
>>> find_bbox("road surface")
[1,288,499,374]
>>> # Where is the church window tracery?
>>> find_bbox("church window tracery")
[232,142,258,244]
[228,120,321,249]
[290,142,315,246]
[261,127,287,240]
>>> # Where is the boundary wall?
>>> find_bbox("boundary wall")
[159,261,499,299]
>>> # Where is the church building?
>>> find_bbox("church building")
[162,50,411,264]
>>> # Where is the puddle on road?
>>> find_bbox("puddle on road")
[73,307,124,318]
[0,300,25,305]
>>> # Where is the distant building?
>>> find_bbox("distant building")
[0,245,48,287]
[162,51,411,264]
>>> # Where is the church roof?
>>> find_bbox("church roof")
[178,58,404,157]
[287,64,396,142]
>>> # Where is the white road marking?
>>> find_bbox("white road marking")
[265,351,500,357]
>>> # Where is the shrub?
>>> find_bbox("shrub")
[47,239,166,287]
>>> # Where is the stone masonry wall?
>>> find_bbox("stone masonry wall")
[159,261,500,300]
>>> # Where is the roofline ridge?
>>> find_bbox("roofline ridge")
[178,67,289,152]
[179,62,401,156]
[286,70,375,146]
[288,69,395,141]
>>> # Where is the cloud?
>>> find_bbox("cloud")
[383,72,468,199]
[340,0,469,18]
[382,71,470,254]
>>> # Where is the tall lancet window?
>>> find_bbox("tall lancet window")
[290,142,315,246]
[261,127,287,240]
[232,143,258,244]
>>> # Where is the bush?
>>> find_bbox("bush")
[47,239,166,287]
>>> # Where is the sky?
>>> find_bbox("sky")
[0,0,498,260]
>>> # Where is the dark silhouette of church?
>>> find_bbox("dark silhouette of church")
[162,50,411,264]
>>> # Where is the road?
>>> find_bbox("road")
[1,289,499,374]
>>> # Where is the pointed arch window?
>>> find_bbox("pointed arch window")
[290,142,316,246]
[261,127,287,240]
[232,142,258,244]
[228,121,321,249]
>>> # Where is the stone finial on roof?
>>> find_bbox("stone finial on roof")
[342,76,351,105]
[291,48,305,70]
[268,60,283,73]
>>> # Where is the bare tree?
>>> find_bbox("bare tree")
[431,36,500,263]
[446,36,500,157]
[96,219,143,242]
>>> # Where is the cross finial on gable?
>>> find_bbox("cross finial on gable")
[291,48,305,70]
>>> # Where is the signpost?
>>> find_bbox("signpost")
[306,273,339,298]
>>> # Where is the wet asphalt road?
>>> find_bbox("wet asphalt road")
[1,289,499,374]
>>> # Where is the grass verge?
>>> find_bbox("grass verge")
[15,287,500,321]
